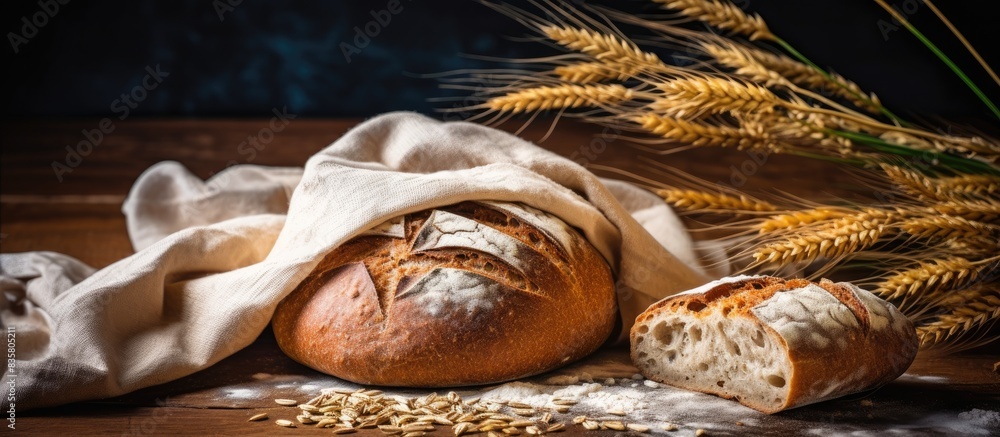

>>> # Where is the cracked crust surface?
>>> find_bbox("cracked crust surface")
[272,201,617,386]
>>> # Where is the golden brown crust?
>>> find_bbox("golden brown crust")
[635,277,808,324]
[630,276,918,413]
[272,201,617,386]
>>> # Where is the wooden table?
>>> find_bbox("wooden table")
[2,119,998,436]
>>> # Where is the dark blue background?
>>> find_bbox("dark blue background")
[4,0,999,122]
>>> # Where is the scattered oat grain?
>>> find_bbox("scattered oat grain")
[513,408,535,417]
[602,421,626,431]
[627,424,650,433]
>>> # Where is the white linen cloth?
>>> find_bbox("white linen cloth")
[0,112,719,410]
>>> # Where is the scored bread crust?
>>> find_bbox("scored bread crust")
[630,275,918,413]
[272,201,617,386]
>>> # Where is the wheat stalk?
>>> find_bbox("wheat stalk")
[758,207,851,233]
[934,174,1000,198]
[752,209,895,266]
[876,257,982,300]
[456,0,1000,352]
[659,188,776,212]
[933,200,1000,222]
[701,42,786,86]
[900,215,1000,241]
[963,135,1000,160]
[542,25,665,69]
[881,164,949,200]
[635,114,778,150]
[827,72,882,114]
[883,164,1000,200]
[652,77,778,116]
[553,61,628,83]
[656,0,774,41]
[916,286,1000,347]
[486,84,635,113]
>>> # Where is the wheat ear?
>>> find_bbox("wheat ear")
[876,257,982,300]
[659,188,777,212]
[933,200,1000,222]
[652,77,778,116]
[636,114,777,151]
[934,174,1000,198]
[881,164,947,200]
[882,165,1000,200]
[701,42,786,86]
[553,61,629,83]
[542,25,664,69]
[900,215,1000,241]
[916,286,1000,347]
[752,209,895,266]
[486,84,634,114]
[758,208,850,233]
[656,0,774,41]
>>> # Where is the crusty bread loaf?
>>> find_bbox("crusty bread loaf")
[630,275,918,413]
[272,201,617,386]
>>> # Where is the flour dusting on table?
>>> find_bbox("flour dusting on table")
[224,347,998,436]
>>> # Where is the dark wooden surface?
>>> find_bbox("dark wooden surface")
[1,119,998,436]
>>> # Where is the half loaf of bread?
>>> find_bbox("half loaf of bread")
[631,275,918,413]
[273,201,617,386]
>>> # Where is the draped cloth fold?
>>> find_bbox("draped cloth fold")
[0,112,719,410]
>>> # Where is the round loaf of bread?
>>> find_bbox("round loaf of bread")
[272,201,617,386]
[630,275,918,413]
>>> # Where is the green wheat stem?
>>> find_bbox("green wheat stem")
[827,129,1000,175]
[872,0,1000,121]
